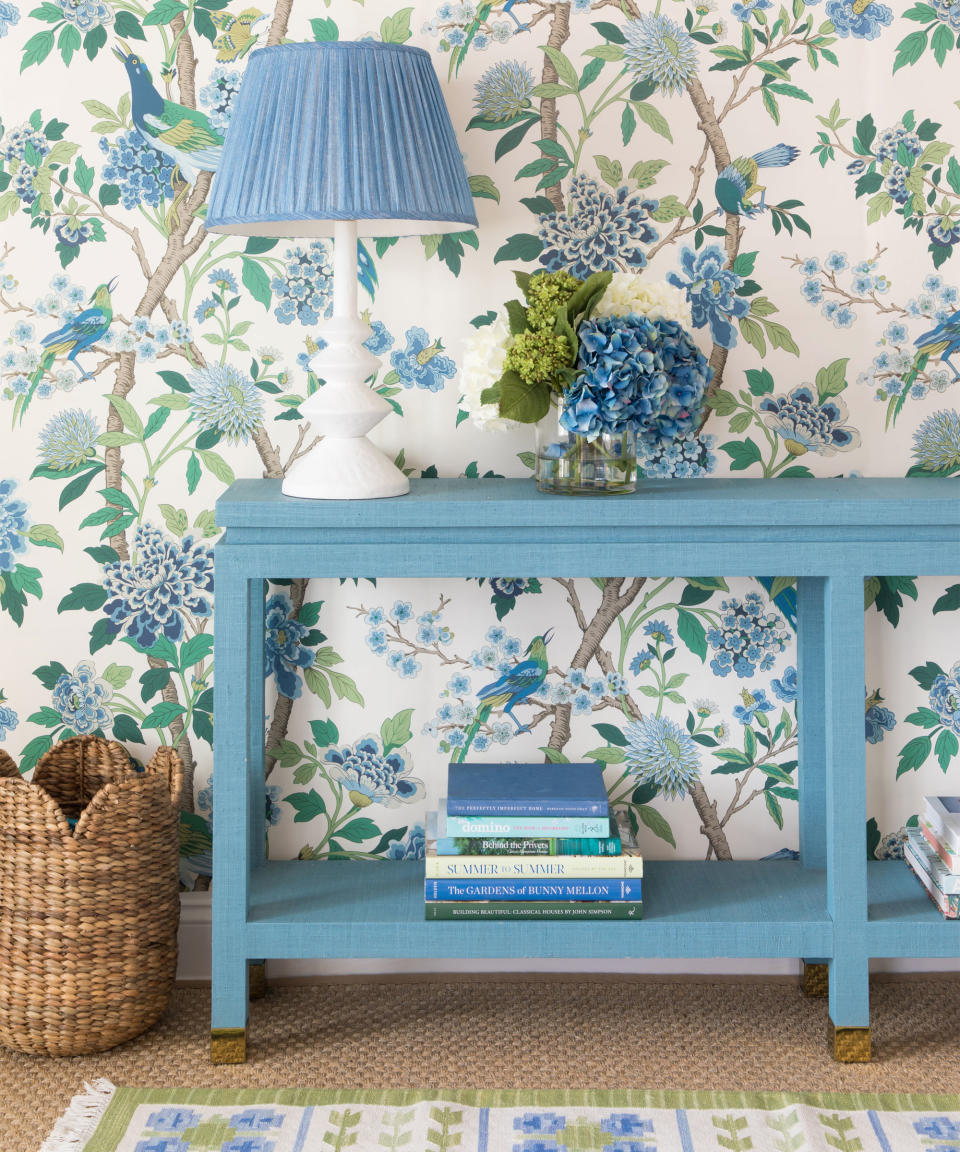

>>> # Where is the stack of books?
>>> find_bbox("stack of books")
[424,762,642,920]
[904,795,960,918]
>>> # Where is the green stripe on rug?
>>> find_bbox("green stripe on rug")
[58,1084,960,1152]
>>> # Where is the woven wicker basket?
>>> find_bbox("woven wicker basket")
[0,735,183,1056]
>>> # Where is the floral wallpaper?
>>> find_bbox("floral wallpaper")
[0,0,958,886]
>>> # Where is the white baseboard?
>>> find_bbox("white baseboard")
[179,893,960,981]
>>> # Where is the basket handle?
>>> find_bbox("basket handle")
[147,746,185,810]
[0,749,19,779]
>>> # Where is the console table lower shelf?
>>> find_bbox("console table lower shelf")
[210,857,955,1064]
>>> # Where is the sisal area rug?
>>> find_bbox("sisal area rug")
[42,1081,960,1152]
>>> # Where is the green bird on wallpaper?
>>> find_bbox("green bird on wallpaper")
[714,144,800,218]
[14,278,117,427]
[452,629,553,763]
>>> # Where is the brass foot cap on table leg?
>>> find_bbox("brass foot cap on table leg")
[211,1028,246,1064]
[802,962,829,997]
[833,1026,871,1063]
[249,961,266,1000]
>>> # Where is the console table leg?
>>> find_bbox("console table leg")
[833,1026,871,1063]
[797,577,826,870]
[211,1028,247,1065]
[802,961,829,997]
[249,960,267,1000]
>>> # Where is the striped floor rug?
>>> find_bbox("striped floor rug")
[43,1082,960,1152]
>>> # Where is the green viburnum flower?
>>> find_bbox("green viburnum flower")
[524,270,582,330]
[504,329,571,388]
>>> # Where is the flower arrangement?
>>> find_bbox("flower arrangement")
[462,270,712,492]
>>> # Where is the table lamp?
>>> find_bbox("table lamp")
[206,42,478,500]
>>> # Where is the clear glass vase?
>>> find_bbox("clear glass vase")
[535,404,636,495]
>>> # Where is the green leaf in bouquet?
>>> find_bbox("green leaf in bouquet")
[505,298,528,336]
[514,270,532,298]
[498,371,551,423]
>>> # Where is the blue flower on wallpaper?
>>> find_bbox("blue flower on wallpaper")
[667,244,749,350]
[189,363,264,444]
[772,665,798,703]
[622,12,699,95]
[759,386,860,456]
[52,660,113,734]
[912,410,960,473]
[56,0,113,32]
[390,600,413,622]
[198,67,242,135]
[385,824,426,859]
[0,695,18,740]
[865,690,896,744]
[733,687,775,725]
[473,59,535,121]
[876,828,907,860]
[707,592,789,679]
[874,122,923,164]
[0,2,20,36]
[629,646,657,674]
[324,736,425,806]
[0,478,28,572]
[2,124,48,165]
[489,578,533,600]
[264,593,315,700]
[389,327,457,392]
[272,241,333,326]
[623,714,701,800]
[933,0,960,29]
[538,174,659,279]
[53,217,94,249]
[825,0,892,39]
[930,663,960,736]
[638,433,718,478]
[37,409,99,471]
[364,320,394,356]
[732,0,772,22]
[386,651,421,679]
[645,619,674,645]
[99,132,175,210]
[102,525,214,648]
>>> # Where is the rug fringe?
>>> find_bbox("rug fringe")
[39,1079,116,1152]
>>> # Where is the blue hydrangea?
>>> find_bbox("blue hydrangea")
[99,131,175,210]
[912,410,960,473]
[0,1,20,36]
[198,67,241,135]
[0,478,28,572]
[622,12,699,94]
[389,328,456,392]
[733,687,775,725]
[102,524,214,648]
[771,665,798,703]
[0,697,18,740]
[473,59,535,121]
[638,432,717,478]
[264,593,315,699]
[385,824,426,859]
[539,174,659,278]
[561,314,710,442]
[875,122,923,164]
[52,660,113,734]
[825,0,892,39]
[324,736,425,806]
[272,241,333,325]
[668,244,749,350]
[759,386,860,456]
[707,592,789,679]
[624,714,701,800]
[930,663,960,736]
[38,408,99,470]
[56,0,113,30]
[865,691,896,744]
[188,363,264,444]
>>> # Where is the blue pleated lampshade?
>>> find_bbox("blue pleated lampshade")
[206,41,478,238]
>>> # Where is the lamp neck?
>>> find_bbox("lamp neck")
[333,219,359,319]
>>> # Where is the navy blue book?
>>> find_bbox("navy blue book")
[446,762,609,818]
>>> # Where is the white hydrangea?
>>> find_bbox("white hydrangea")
[593,273,692,327]
[459,311,521,432]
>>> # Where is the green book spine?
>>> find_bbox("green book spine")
[424,901,643,920]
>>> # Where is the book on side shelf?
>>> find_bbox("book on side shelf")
[446,762,608,817]
[923,796,960,855]
[426,811,624,857]
[424,877,642,902]
[905,827,960,919]
[437,801,610,840]
[424,901,643,920]
[920,816,960,874]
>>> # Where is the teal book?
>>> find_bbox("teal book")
[425,901,643,920]
[426,811,626,857]
[424,878,641,901]
[447,762,608,817]
[437,803,609,840]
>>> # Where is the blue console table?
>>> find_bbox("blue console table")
[212,477,960,1064]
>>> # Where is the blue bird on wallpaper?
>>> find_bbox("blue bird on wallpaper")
[452,628,553,763]
[114,42,224,182]
[714,144,800,218]
[914,309,960,382]
[501,0,533,31]
[14,278,117,426]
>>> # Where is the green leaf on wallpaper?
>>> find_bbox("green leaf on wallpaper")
[866,190,894,224]
[493,116,540,162]
[632,101,672,143]
[686,577,728,592]
[593,722,628,747]
[815,358,849,402]
[520,196,557,216]
[768,577,795,601]
[676,608,707,661]
[113,10,146,40]
[381,708,414,754]
[579,57,605,90]
[540,746,570,763]
[28,706,66,728]
[142,0,187,25]
[650,194,688,222]
[84,23,107,59]
[285,790,326,823]
[159,504,188,537]
[910,660,945,691]
[26,523,63,550]
[903,2,937,19]
[186,453,202,495]
[101,663,132,689]
[594,154,623,187]
[586,746,626,764]
[893,29,930,73]
[764,791,784,830]
[142,701,186,729]
[19,735,54,774]
[31,3,64,23]
[759,317,799,357]
[338,817,380,843]
[89,618,115,654]
[628,159,668,190]
[584,43,624,62]
[542,44,579,88]
[762,88,780,125]
[744,367,773,396]
[591,20,626,44]
[305,666,332,706]
[897,734,932,777]
[192,8,216,43]
[866,816,881,861]
[240,255,271,310]
[150,392,190,410]
[180,633,214,669]
[708,389,738,416]
[327,668,364,705]
[309,718,339,747]
[74,156,94,196]
[468,174,499,203]
[621,104,636,146]
[310,16,338,40]
[33,661,69,690]
[720,438,762,471]
[140,666,171,702]
[104,393,144,436]
[637,804,675,848]
[906,707,942,730]
[380,6,413,44]
[933,584,960,614]
[936,730,960,772]
[738,316,766,356]
[531,82,572,99]
[198,449,234,485]
[21,30,55,71]
[58,582,108,612]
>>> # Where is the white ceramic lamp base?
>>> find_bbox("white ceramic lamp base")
[280,221,409,501]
